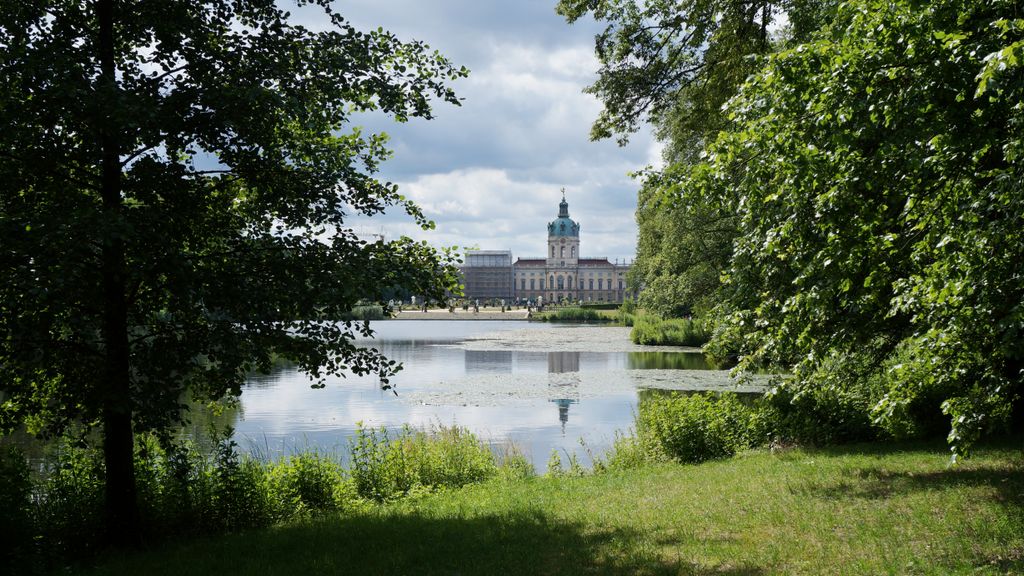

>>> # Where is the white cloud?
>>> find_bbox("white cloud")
[293,1,656,261]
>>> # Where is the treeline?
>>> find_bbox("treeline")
[562,0,1024,456]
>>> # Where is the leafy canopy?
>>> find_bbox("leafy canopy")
[681,0,1024,456]
[0,0,467,437]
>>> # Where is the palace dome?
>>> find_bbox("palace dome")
[548,195,580,237]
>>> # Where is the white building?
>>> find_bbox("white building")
[512,193,631,304]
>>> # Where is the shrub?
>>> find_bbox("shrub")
[751,383,877,447]
[349,424,497,501]
[871,338,962,441]
[0,446,34,572]
[267,451,345,515]
[209,437,278,531]
[31,441,106,560]
[535,307,608,323]
[636,392,752,464]
[630,315,710,347]
[346,304,386,321]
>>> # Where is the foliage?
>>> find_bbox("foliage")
[531,307,609,323]
[55,442,1024,576]
[636,392,751,464]
[0,446,34,573]
[602,431,647,471]
[267,451,346,515]
[630,315,710,347]
[561,1,835,323]
[344,304,387,322]
[675,0,1024,457]
[0,0,466,538]
[545,450,565,478]
[630,168,738,319]
[751,382,878,448]
[348,424,499,501]
[10,423,516,568]
[35,442,107,560]
[556,0,788,146]
[495,446,535,481]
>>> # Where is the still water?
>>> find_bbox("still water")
[228,320,756,470]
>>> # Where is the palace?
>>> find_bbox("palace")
[460,192,633,304]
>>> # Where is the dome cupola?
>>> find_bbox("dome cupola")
[548,190,580,238]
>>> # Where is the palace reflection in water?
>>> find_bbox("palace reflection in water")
[227,321,725,472]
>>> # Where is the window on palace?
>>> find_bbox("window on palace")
[530,278,535,290]
[560,246,565,257]
[557,276,564,289]
[550,246,555,257]
[589,279,594,290]
[598,279,603,290]
[521,279,526,290]
[568,276,573,288]
[571,246,575,257]
[540,279,545,289]
[550,275,554,287]
[619,280,623,290]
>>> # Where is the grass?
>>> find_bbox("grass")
[631,315,710,347]
[77,440,1024,575]
[530,307,616,323]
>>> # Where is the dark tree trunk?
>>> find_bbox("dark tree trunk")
[96,0,141,547]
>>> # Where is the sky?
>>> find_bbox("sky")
[293,0,659,263]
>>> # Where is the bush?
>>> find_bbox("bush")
[267,451,346,515]
[345,304,385,321]
[0,446,34,572]
[751,383,877,447]
[349,424,498,501]
[871,338,962,441]
[630,315,711,347]
[35,441,106,560]
[636,392,752,464]
[534,307,608,323]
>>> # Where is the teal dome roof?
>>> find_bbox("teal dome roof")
[548,195,580,237]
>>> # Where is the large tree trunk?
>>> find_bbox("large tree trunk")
[96,0,141,546]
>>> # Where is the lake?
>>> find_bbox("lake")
[223,320,763,471]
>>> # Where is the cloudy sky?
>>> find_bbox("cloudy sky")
[298,0,658,262]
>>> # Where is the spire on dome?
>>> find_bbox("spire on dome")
[558,188,569,218]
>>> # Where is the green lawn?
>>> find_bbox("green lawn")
[80,441,1023,575]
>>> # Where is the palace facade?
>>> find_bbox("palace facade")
[460,193,632,304]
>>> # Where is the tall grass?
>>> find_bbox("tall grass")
[532,307,609,323]
[349,424,498,501]
[630,314,710,346]
[344,304,386,321]
[0,423,522,570]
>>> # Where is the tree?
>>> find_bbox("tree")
[678,0,1023,456]
[0,0,466,542]
[559,0,833,318]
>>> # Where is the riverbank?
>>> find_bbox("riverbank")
[75,440,1023,575]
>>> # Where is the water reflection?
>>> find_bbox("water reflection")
[547,351,580,373]
[221,321,738,471]
[627,351,714,370]
[465,350,514,374]
[547,352,580,433]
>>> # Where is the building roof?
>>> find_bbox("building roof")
[548,193,580,238]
